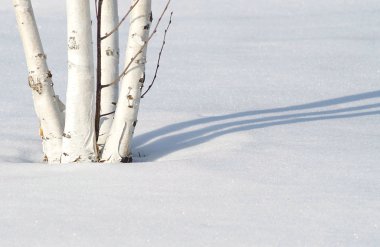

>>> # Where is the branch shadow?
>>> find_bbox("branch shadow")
[133,90,380,161]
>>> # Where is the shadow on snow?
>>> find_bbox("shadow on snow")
[133,90,380,161]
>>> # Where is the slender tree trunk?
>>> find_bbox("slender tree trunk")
[62,0,97,163]
[101,0,151,162]
[13,0,64,163]
[97,0,119,154]
[95,0,103,142]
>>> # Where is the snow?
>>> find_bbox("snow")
[0,0,380,246]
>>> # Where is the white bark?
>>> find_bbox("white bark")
[62,0,97,163]
[98,0,119,154]
[101,0,151,162]
[13,0,64,163]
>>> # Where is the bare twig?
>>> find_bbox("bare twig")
[100,0,140,41]
[141,12,173,98]
[95,0,104,141]
[102,0,172,89]
[100,111,116,117]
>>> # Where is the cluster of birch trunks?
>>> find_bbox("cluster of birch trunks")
[13,0,167,163]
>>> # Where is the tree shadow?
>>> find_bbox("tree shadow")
[133,90,380,161]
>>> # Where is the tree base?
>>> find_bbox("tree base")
[121,156,133,163]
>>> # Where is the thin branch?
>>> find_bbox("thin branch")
[100,0,140,41]
[102,0,172,89]
[141,12,173,98]
[100,111,116,117]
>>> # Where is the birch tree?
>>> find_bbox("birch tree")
[101,0,152,163]
[61,0,97,163]
[97,0,119,154]
[13,0,64,163]
[12,0,172,163]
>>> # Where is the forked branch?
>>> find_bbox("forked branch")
[101,0,172,89]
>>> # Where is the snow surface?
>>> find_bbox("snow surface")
[0,0,380,246]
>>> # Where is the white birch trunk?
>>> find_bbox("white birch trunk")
[62,0,97,163]
[101,0,151,162]
[13,0,64,163]
[98,0,119,154]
